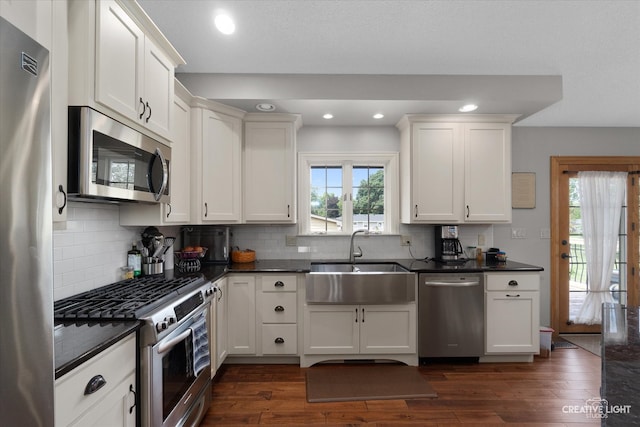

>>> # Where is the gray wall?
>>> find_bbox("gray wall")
[298,125,640,326]
[496,126,640,325]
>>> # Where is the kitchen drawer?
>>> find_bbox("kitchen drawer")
[261,292,297,323]
[485,273,539,291]
[55,333,136,427]
[261,275,297,292]
[261,324,298,355]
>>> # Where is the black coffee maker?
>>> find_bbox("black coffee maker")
[434,225,466,263]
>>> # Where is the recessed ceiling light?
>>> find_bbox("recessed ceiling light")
[214,14,235,35]
[323,113,334,120]
[459,104,478,112]
[256,103,276,112]
[373,113,384,119]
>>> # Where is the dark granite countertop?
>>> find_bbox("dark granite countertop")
[601,303,640,426]
[197,259,543,279]
[54,320,141,379]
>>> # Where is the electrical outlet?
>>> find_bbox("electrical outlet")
[285,235,298,246]
[401,235,412,246]
[477,234,485,246]
[511,227,527,239]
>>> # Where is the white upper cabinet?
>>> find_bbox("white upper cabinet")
[120,80,192,226]
[68,0,184,142]
[190,99,244,224]
[243,114,302,223]
[397,115,517,224]
[464,123,512,222]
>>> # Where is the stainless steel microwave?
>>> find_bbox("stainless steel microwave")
[68,106,170,203]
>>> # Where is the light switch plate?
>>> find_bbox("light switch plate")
[477,234,485,246]
[285,235,298,246]
[540,228,551,239]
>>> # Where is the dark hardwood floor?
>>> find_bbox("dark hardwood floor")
[201,347,601,426]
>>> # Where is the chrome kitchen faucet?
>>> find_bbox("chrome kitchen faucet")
[349,229,369,263]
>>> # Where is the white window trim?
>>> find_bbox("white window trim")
[298,152,399,235]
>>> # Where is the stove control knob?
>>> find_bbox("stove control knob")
[156,321,168,332]
[205,288,214,297]
[165,316,176,325]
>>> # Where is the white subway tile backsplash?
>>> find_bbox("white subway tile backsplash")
[53,202,140,300]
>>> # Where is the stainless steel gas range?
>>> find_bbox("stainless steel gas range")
[55,274,215,427]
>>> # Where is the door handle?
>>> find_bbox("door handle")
[561,253,571,259]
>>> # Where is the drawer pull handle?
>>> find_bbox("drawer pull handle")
[84,375,107,395]
[274,337,285,344]
[274,305,285,312]
[506,294,521,298]
[508,280,518,287]
[129,384,136,414]
[274,281,284,287]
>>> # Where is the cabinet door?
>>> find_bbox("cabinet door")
[163,93,191,223]
[303,305,359,354]
[227,276,256,354]
[68,373,136,427]
[464,123,512,222]
[142,38,174,139]
[359,304,416,354]
[244,122,295,222]
[95,0,143,123]
[216,279,228,369]
[55,334,136,427]
[200,110,242,222]
[410,123,463,222]
[485,291,540,353]
[52,0,68,222]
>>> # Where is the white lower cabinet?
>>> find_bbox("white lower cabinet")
[210,277,227,377]
[302,304,417,366]
[226,275,256,355]
[485,273,540,354]
[55,333,136,427]
[257,275,299,355]
[221,274,301,363]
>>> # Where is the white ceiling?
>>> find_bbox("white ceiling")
[138,0,640,128]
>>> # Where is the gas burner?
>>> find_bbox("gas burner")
[54,274,207,321]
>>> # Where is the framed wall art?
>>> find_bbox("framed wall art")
[512,172,536,209]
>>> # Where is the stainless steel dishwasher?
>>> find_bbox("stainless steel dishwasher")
[418,273,484,358]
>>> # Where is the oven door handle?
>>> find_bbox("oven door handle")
[157,329,192,355]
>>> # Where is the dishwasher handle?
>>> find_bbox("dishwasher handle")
[423,280,480,287]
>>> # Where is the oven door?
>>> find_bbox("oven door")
[143,304,211,427]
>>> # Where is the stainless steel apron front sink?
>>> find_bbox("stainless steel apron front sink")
[305,262,416,304]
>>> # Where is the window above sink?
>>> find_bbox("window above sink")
[298,153,399,236]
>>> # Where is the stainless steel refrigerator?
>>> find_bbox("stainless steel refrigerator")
[0,16,54,426]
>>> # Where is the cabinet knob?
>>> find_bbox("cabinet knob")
[274,337,285,344]
[508,280,518,287]
[84,374,107,395]
[274,305,285,312]
[274,281,284,288]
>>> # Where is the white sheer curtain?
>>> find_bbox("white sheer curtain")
[575,171,627,325]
